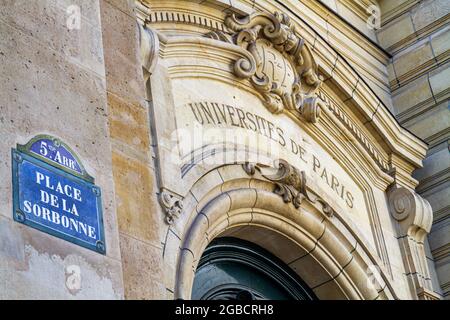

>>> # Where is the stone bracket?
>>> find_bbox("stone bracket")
[138,23,160,82]
[388,185,441,300]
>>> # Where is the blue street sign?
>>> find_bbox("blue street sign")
[12,136,105,254]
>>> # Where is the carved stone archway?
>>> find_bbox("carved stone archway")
[174,163,396,300]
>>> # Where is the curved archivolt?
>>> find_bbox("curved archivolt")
[173,164,396,300]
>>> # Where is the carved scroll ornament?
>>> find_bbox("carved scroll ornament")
[208,12,324,122]
[139,24,160,82]
[388,186,440,300]
[243,160,333,217]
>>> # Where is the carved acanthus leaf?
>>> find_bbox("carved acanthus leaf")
[208,11,323,122]
[244,160,333,216]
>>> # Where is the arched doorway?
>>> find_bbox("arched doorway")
[173,170,394,300]
[192,237,317,300]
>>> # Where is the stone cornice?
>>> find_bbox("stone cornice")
[379,0,419,27]
[339,0,379,22]
[294,0,389,61]
[153,36,425,188]
[318,89,390,173]
[139,0,429,180]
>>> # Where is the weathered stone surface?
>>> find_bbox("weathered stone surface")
[429,63,450,96]
[0,0,104,75]
[112,151,161,244]
[108,92,151,153]
[378,0,450,298]
[410,0,450,31]
[393,42,434,78]
[0,216,123,299]
[405,101,450,140]
[431,27,450,58]
[100,0,165,300]
[0,0,123,299]
[100,0,146,107]
[392,75,434,114]
[377,15,415,49]
[414,145,450,181]
[119,234,165,299]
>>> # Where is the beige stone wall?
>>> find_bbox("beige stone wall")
[376,0,450,299]
[0,0,170,300]
[0,0,445,301]
[0,0,123,298]
[99,0,165,299]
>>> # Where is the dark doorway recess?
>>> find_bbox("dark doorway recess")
[192,237,317,300]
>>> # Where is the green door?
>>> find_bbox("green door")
[192,237,317,300]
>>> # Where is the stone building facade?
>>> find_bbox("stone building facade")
[0,0,448,300]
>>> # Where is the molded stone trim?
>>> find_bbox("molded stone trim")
[170,164,397,300]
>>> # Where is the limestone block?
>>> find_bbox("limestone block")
[390,264,414,299]
[0,15,122,261]
[414,144,450,181]
[190,169,223,202]
[429,63,450,96]
[170,192,198,240]
[319,225,353,267]
[100,0,146,107]
[112,151,163,244]
[393,42,434,78]
[312,278,348,300]
[230,225,310,264]
[119,234,165,299]
[217,164,248,182]
[108,92,151,153]
[429,220,450,252]
[423,181,450,214]
[383,229,407,270]
[434,255,450,297]
[335,1,376,40]
[321,0,338,12]
[0,216,123,299]
[424,239,444,295]
[392,74,433,114]
[405,100,450,141]
[431,26,450,58]
[377,14,415,49]
[379,0,411,17]
[411,0,450,31]
[0,0,104,75]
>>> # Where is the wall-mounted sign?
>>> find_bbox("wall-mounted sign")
[12,135,106,254]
